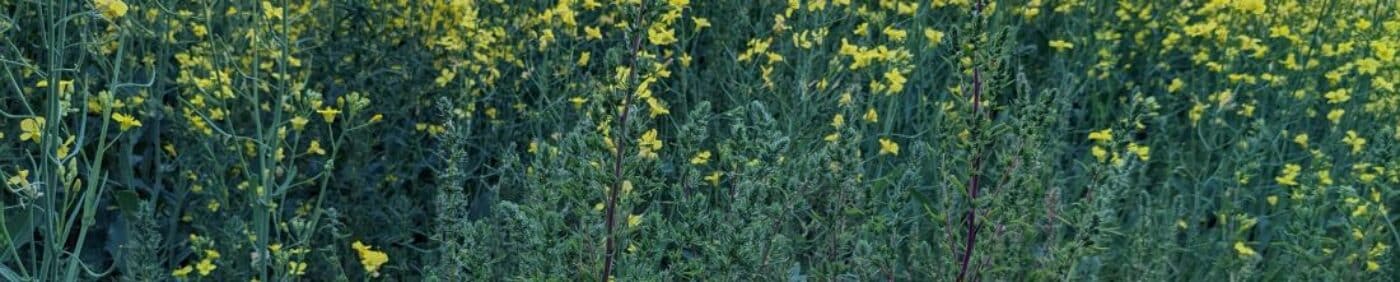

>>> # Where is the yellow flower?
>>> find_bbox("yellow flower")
[824,132,840,143]
[882,26,907,42]
[6,169,29,187]
[435,68,455,87]
[570,96,588,108]
[1367,260,1381,272]
[20,117,44,144]
[307,140,327,155]
[171,265,193,278]
[290,116,309,131]
[1087,128,1113,143]
[1234,241,1257,258]
[1352,203,1369,217]
[288,261,308,276]
[628,214,643,228]
[863,108,879,123]
[1126,142,1150,161]
[111,112,142,131]
[693,17,711,30]
[578,52,591,66]
[704,171,722,186]
[638,129,662,159]
[923,28,945,46]
[318,107,341,124]
[1327,109,1345,124]
[1267,196,1278,206]
[1293,133,1309,148]
[648,24,676,45]
[261,1,283,20]
[1167,78,1185,93]
[1091,146,1108,162]
[584,26,603,40]
[1232,0,1266,15]
[196,258,216,276]
[884,69,907,94]
[93,0,128,20]
[1276,164,1301,186]
[831,114,845,128]
[1323,89,1351,104]
[646,97,670,118]
[1341,130,1366,154]
[56,136,74,158]
[1049,40,1074,51]
[691,150,711,165]
[352,241,389,277]
[878,138,899,156]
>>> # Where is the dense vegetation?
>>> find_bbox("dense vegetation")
[2,0,1398,280]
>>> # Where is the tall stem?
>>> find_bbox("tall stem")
[957,3,987,281]
[602,4,648,280]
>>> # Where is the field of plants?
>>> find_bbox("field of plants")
[1,0,1398,280]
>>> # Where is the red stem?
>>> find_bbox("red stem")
[602,5,647,280]
[956,54,985,282]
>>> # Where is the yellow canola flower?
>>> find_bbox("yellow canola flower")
[1327,109,1345,124]
[1087,129,1113,143]
[171,265,193,278]
[196,258,216,276]
[1234,241,1257,258]
[1091,146,1108,162]
[884,69,907,94]
[691,150,711,165]
[638,129,663,159]
[318,107,341,124]
[704,171,722,186]
[112,112,142,131]
[6,169,29,187]
[648,24,677,46]
[1341,130,1366,154]
[290,116,309,131]
[1049,40,1074,51]
[693,17,711,30]
[1276,164,1301,186]
[1168,78,1185,93]
[864,108,878,123]
[628,214,643,228]
[288,261,308,276]
[1127,142,1150,161]
[93,0,128,20]
[570,97,588,108]
[20,117,45,144]
[878,138,900,156]
[923,28,945,46]
[585,26,603,40]
[646,97,670,118]
[1232,0,1266,15]
[307,140,327,155]
[352,241,389,277]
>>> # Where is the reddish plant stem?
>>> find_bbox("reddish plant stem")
[602,5,647,280]
[956,61,985,282]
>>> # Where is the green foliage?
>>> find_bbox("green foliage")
[1,0,1398,281]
